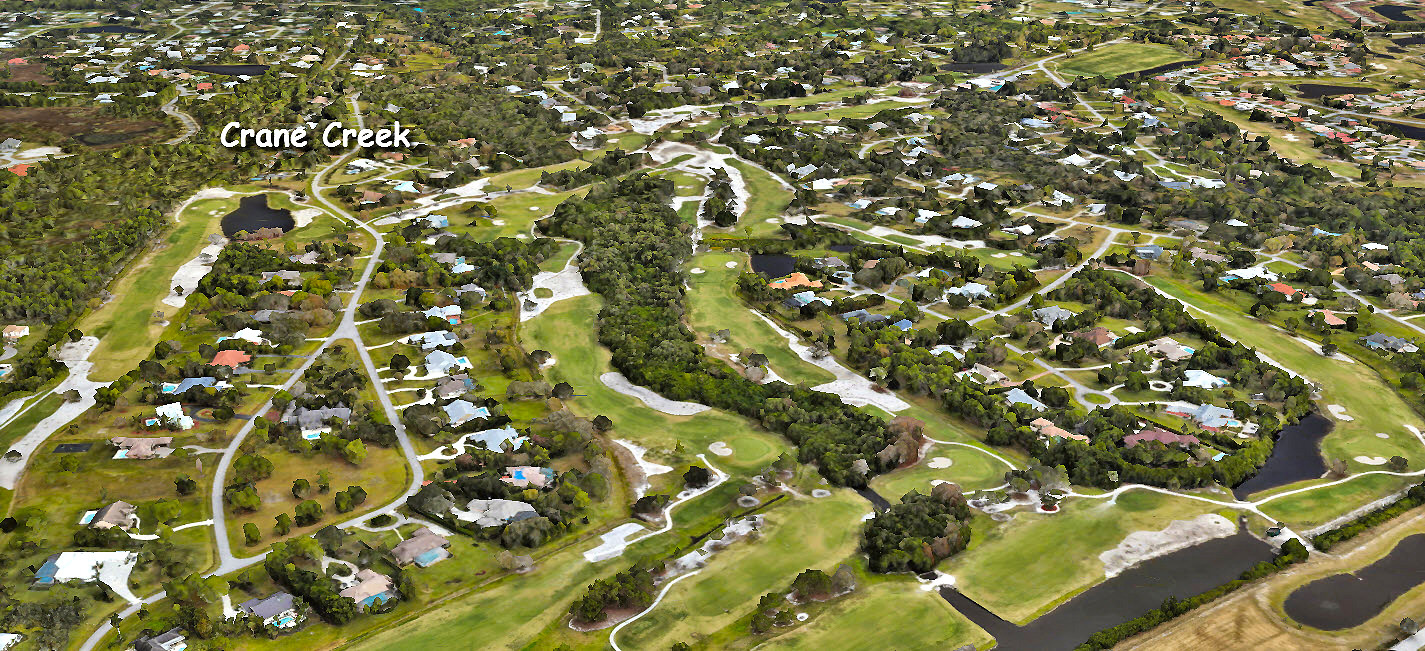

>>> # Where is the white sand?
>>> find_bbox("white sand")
[615,438,673,497]
[1378,432,1391,439]
[927,456,953,469]
[520,247,590,322]
[1327,404,1354,421]
[1354,456,1388,465]
[725,261,737,268]
[811,489,832,498]
[600,372,710,415]
[1099,514,1236,578]
[752,312,909,413]
[0,337,108,489]
[689,267,705,274]
[584,522,651,562]
[163,239,226,308]
[292,207,322,228]
[709,441,733,456]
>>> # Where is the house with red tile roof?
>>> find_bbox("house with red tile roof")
[1266,282,1297,297]
[8,164,28,176]
[210,350,252,368]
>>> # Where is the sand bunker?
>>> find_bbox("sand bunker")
[520,263,590,322]
[601,372,710,415]
[1354,456,1388,465]
[1327,404,1354,421]
[689,267,705,274]
[927,456,953,469]
[725,261,737,268]
[1099,514,1236,578]
[163,239,226,308]
[292,207,322,228]
[1377,432,1391,439]
[709,441,733,456]
[614,438,673,498]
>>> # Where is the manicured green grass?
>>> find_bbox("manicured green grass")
[871,443,1010,499]
[1258,473,1415,529]
[1055,43,1194,78]
[762,581,993,650]
[79,194,233,382]
[613,492,867,649]
[726,159,793,237]
[685,252,835,386]
[523,295,789,476]
[0,392,64,453]
[942,489,1216,624]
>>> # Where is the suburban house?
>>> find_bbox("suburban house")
[425,350,473,375]
[160,377,229,394]
[260,270,303,287]
[1032,306,1076,328]
[422,304,463,325]
[1071,327,1117,347]
[452,498,538,527]
[502,466,556,488]
[1164,402,1235,429]
[767,272,823,290]
[1183,370,1229,389]
[1124,428,1201,448]
[1144,337,1194,362]
[2,325,29,342]
[391,527,452,567]
[33,551,135,589]
[210,349,253,368]
[1265,282,1298,298]
[1310,309,1348,327]
[339,569,396,611]
[407,331,458,350]
[839,309,889,324]
[436,375,474,399]
[285,405,351,436]
[442,399,489,426]
[959,363,1009,386]
[468,426,527,451]
[89,501,137,530]
[238,592,302,629]
[110,437,175,460]
[1133,244,1164,260]
[1031,417,1087,442]
[1362,333,1420,353]
[133,628,188,651]
[149,402,194,430]
[1003,387,1047,411]
[945,282,992,300]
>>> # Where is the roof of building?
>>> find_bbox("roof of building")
[238,592,296,620]
[391,527,451,565]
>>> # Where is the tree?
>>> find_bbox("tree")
[683,465,712,488]
[294,500,324,526]
[233,454,274,483]
[292,478,311,499]
[273,512,293,535]
[342,439,367,465]
[174,474,198,496]
[243,522,261,545]
[1321,342,1339,357]
[317,469,333,493]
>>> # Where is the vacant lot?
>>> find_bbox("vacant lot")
[0,106,168,149]
[1056,43,1194,78]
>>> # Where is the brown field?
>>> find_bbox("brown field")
[1118,508,1425,651]
[4,62,53,84]
[0,106,168,148]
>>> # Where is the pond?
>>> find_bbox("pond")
[1371,118,1425,140]
[1232,412,1331,500]
[1284,534,1425,630]
[1374,4,1419,21]
[1294,83,1378,99]
[188,64,270,76]
[827,244,859,253]
[940,526,1275,650]
[1395,36,1425,45]
[749,254,795,278]
[221,194,294,237]
[1123,59,1202,80]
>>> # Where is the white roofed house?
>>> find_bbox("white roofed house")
[406,331,459,350]
[425,350,473,375]
[422,304,463,325]
[149,402,194,430]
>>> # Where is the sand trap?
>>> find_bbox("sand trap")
[1377,432,1391,439]
[927,456,953,469]
[1099,514,1236,578]
[725,261,737,268]
[689,267,705,274]
[709,441,733,456]
[1354,455,1388,465]
[600,372,710,415]
[292,207,322,228]
[163,239,226,308]
[0,337,108,489]
[796,612,809,622]
[614,438,673,498]
[752,313,909,413]
[520,256,591,322]
[811,489,831,498]
[584,522,650,562]
[916,570,957,592]
[1327,404,1354,421]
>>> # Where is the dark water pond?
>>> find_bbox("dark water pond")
[1294,83,1378,98]
[1232,412,1331,500]
[750,254,796,277]
[1284,534,1425,630]
[1395,36,1425,45]
[940,62,1006,74]
[941,527,1275,650]
[1123,58,1201,80]
[1372,118,1425,139]
[827,244,859,252]
[1375,4,1419,21]
[222,194,294,237]
[188,64,270,76]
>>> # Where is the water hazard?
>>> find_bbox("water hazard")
[221,194,294,237]
[1284,534,1425,630]
[1232,412,1331,500]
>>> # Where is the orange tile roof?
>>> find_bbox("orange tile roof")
[767,272,823,290]
[210,350,252,367]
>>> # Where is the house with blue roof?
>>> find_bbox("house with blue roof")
[1003,387,1046,411]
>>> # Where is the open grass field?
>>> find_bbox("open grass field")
[78,193,232,381]
[1141,274,1425,477]
[612,492,867,650]
[870,442,1011,499]
[762,580,993,651]
[1055,43,1194,78]
[942,488,1217,624]
[726,159,793,237]
[684,252,836,386]
[1257,472,1414,528]
[523,294,790,477]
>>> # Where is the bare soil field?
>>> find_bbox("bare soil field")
[0,106,168,148]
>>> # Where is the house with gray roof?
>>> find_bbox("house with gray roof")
[238,592,300,629]
[1032,306,1076,327]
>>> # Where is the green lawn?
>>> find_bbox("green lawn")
[762,581,993,651]
[685,252,835,386]
[1055,43,1194,78]
[871,443,1011,499]
[726,159,793,237]
[1258,473,1415,529]
[942,489,1216,624]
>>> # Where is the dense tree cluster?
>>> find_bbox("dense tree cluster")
[862,483,971,573]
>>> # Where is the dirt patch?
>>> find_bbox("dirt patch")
[4,63,53,84]
[0,106,167,149]
[1099,514,1237,578]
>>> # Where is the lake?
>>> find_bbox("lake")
[1294,83,1378,99]
[1284,534,1425,630]
[1374,4,1419,21]
[188,64,270,76]
[1123,59,1202,80]
[221,194,294,237]
[940,526,1275,650]
[750,254,796,277]
[1232,412,1331,500]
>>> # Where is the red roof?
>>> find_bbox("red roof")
[1267,282,1297,296]
[8,164,28,176]
[210,350,252,367]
